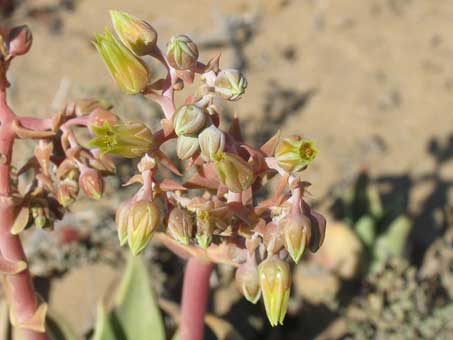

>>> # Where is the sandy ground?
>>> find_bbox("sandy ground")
[2,0,453,336]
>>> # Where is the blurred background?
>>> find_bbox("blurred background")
[1,0,452,339]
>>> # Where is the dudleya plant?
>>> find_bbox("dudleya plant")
[0,10,327,340]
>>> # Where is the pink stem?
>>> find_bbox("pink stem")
[180,257,214,340]
[0,91,48,340]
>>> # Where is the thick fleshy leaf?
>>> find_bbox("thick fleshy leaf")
[113,255,165,340]
[92,304,117,340]
[46,310,79,340]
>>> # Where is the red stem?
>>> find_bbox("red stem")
[0,90,48,339]
[180,257,214,340]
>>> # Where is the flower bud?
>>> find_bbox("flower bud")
[75,98,112,117]
[57,159,79,180]
[56,179,79,207]
[214,152,254,193]
[198,125,225,161]
[280,215,312,263]
[235,260,261,304]
[275,136,318,173]
[173,104,206,136]
[94,29,150,94]
[110,10,158,56]
[127,200,160,255]
[115,200,132,245]
[31,206,51,230]
[88,108,118,128]
[195,210,213,248]
[7,25,32,56]
[176,135,199,160]
[214,69,247,101]
[167,207,193,245]
[259,258,291,326]
[137,154,156,173]
[79,168,104,200]
[89,121,154,158]
[166,35,199,70]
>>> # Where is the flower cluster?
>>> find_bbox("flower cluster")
[92,11,326,326]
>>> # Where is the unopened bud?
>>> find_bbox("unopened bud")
[57,179,79,207]
[275,136,318,173]
[79,168,104,200]
[94,29,150,94]
[259,258,291,327]
[214,69,247,101]
[214,152,254,193]
[195,210,213,248]
[235,260,261,304]
[167,207,193,245]
[31,206,50,230]
[7,25,32,57]
[137,154,156,173]
[88,108,119,128]
[166,35,199,70]
[115,200,132,245]
[57,159,80,180]
[89,121,154,158]
[198,125,225,161]
[127,200,160,255]
[173,104,206,136]
[110,10,158,56]
[176,135,199,160]
[280,215,312,263]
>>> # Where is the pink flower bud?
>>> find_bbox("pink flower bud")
[7,25,32,56]
[79,167,104,200]
[235,260,261,304]
[167,207,194,245]
[166,35,198,70]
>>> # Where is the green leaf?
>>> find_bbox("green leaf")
[113,255,165,340]
[92,303,118,340]
[354,215,376,248]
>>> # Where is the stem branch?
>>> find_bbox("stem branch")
[180,257,213,340]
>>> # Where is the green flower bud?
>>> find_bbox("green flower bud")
[235,261,261,304]
[214,152,254,193]
[280,215,312,263]
[56,179,79,207]
[79,168,104,200]
[166,35,199,70]
[110,10,158,56]
[93,29,150,94]
[259,258,291,327]
[176,135,199,160]
[275,136,318,173]
[198,125,225,161]
[214,69,247,101]
[89,121,154,158]
[127,200,160,255]
[167,207,193,245]
[173,104,206,136]
[195,210,213,248]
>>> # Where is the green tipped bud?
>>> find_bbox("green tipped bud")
[214,69,247,101]
[31,206,52,230]
[89,121,154,158]
[195,210,213,248]
[176,135,199,160]
[93,29,150,94]
[167,207,193,245]
[259,258,291,327]
[214,152,254,193]
[56,179,79,207]
[280,215,312,263]
[116,200,132,245]
[79,168,104,200]
[166,35,199,70]
[110,10,157,56]
[198,125,225,161]
[275,136,318,173]
[235,261,261,304]
[127,200,160,255]
[173,104,206,136]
